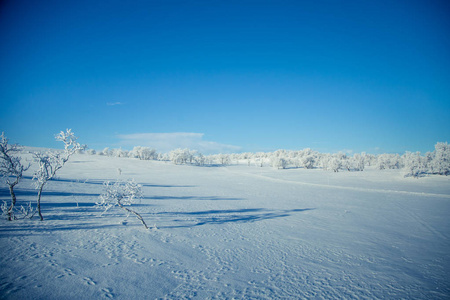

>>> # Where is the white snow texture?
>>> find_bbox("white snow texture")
[1,152,449,299]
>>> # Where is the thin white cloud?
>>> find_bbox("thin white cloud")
[107,102,124,106]
[117,132,241,154]
[342,149,354,155]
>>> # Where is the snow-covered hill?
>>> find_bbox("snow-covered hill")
[1,154,449,299]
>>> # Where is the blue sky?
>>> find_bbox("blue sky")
[1,0,449,154]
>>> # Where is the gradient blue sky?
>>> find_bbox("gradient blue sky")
[1,0,449,154]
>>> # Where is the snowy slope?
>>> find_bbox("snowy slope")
[1,154,449,299]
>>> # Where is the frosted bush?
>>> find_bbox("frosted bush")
[96,179,149,229]
[377,154,401,170]
[329,157,342,172]
[217,154,231,165]
[86,149,96,155]
[301,155,315,169]
[430,142,449,175]
[33,129,85,220]
[0,132,30,220]
[350,153,365,171]
[403,152,427,178]
[130,146,158,160]
[271,156,288,169]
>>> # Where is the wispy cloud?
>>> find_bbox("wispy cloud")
[107,102,124,106]
[117,132,241,154]
[342,149,354,155]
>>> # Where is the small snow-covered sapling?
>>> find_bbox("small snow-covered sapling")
[96,179,149,229]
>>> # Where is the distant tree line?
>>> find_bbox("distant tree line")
[84,143,450,178]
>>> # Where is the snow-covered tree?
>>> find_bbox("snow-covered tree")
[271,156,288,169]
[193,153,206,166]
[169,148,189,165]
[320,153,345,172]
[86,149,96,155]
[430,142,450,175]
[292,157,302,168]
[96,179,149,229]
[350,153,365,171]
[329,157,342,172]
[301,155,315,169]
[254,152,266,167]
[403,151,427,178]
[98,147,111,156]
[217,154,231,166]
[321,152,345,172]
[0,133,30,220]
[33,129,85,221]
[364,153,376,166]
[111,148,129,158]
[377,154,401,170]
[158,152,170,162]
[130,146,157,160]
[296,148,318,169]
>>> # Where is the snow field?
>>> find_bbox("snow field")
[1,154,449,299]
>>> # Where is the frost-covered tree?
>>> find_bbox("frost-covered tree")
[377,154,401,170]
[158,152,170,162]
[292,157,302,168]
[350,153,365,171]
[431,142,450,175]
[86,149,96,155]
[168,148,203,165]
[0,133,30,220]
[297,149,318,169]
[130,146,157,160]
[217,154,231,166]
[403,151,427,178]
[271,156,288,169]
[318,154,330,171]
[254,152,266,167]
[193,153,206,166]
[111,148,129,158]
[169,148,190,165]
[322,152,346,172]
[96,179,149,229]
[322,153,345,172]
[98,147,111,156]
[364,153,376,166]
[377,154,388,170]
[33,129,85,221]
[329,157,342,172]
[301,155,315,169]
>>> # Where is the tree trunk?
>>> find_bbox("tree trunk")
[37,185,44,221]
[7,185,17,221]
[117,201,149,229]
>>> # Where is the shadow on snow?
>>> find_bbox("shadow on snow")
[144,195,242,201]
[21,176,195,188]
[158,208,315,229]
[0,189,100,198]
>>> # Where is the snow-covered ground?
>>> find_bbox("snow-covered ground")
[1,154,449,299]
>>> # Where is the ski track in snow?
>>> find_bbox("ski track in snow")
[0,156,449,299]
[224,167,450,199]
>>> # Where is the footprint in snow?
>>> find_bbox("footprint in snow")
[55,268,76,278]
[101,287,114,298]
[49,259,58,267]
[64,268,75,276]
[83,277,96,286]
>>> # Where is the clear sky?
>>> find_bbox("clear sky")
[1,0,449,154]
